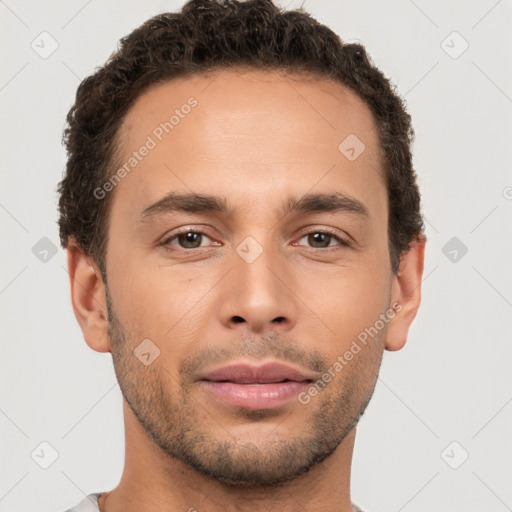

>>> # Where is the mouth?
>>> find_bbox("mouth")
[197,361,315,410]
[199,380,313,409]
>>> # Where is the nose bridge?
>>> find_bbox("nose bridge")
[236,234,282,293]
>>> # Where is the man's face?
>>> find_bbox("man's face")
[104,69,393,486]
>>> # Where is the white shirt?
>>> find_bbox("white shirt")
[63,492,366,511]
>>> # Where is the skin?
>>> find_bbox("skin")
[67,69,425,512]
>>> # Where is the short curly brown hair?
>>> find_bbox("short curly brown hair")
[57,0,424,278]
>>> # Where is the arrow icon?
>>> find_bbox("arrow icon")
[442,236,468,263]
[338,134,365,161]
[134,339,160,365]
[31,441,59,468]
[31,31,59,60]
[441,31,469,60]
[32,237,58,262]
[236,236,263,263]
[441,440,469,469]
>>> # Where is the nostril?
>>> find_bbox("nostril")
[272,316,286,323]
[232,316,245,323]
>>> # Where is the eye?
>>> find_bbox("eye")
[161,229,215,250]
[159,228,350,253]
[295,230,350,250]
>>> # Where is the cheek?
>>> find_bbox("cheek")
[300,263,391,353]
[107,258,220,342]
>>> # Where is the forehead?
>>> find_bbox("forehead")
[119,68,382,152]
[112,68,386,222]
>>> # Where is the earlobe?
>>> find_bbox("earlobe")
[385,235,426,352]
[66,240,111,353]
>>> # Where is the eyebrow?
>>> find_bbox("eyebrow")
[284,192,369,217]
[139,191,369,223]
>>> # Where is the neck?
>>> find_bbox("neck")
[102,400,357,512]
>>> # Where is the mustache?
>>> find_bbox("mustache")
[104,293,329,378]
[179,332,329,379]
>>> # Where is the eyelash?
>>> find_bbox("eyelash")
[160,227,351,252]
[295,230,352,250]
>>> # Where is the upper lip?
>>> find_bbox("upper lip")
[198,361,315,384]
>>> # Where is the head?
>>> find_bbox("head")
[59,0,425,487]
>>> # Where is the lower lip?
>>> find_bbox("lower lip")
[200,380,311,409]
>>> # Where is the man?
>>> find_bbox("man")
[57,0,425,510]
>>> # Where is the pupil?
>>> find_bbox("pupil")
[310,233,330,248]
[180,232,200,248]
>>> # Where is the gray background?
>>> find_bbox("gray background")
[1,1,511,511]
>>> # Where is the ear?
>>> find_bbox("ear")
[66,239,111,353]
[385,235,426,351]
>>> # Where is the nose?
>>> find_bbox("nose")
[217,240,298,335]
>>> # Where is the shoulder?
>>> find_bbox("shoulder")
[61,492,102,512]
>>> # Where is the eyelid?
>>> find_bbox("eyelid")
[159,226,218,248]
[293,227,352,249]
[159,225,352,251]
